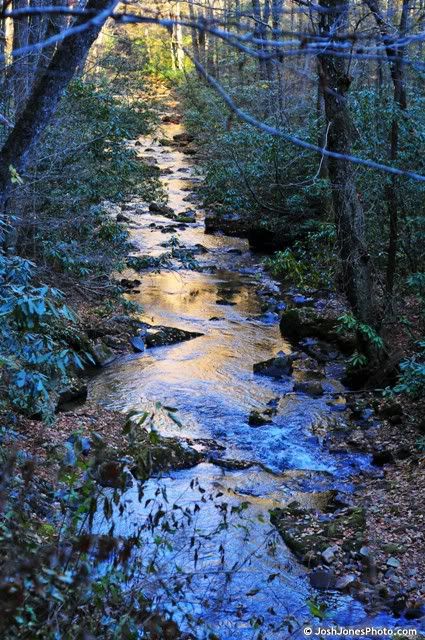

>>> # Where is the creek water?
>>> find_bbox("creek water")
[89,122,413,638]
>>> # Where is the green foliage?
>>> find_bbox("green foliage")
[264,224,336,289]
[181,81,331,244]
[0,255,85,418]
[391,340,425,397]
[338,313,385,350]
[16,50,162,281]
[264,249,307,286]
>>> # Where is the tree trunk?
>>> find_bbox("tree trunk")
[318,0,375,326]
[0,0,118,222]
[11,0,30,116]
[364,0,409,300]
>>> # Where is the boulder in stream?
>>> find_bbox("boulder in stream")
[293,380,324,397]
[148,202,175,217]
[253,352,294,378]
[144,325,203,348]
[248,409,273,427]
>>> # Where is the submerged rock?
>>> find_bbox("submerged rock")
[253,352,294,378]
[161,113,181,124]
[216,299,236,306]
[173,132,194,143]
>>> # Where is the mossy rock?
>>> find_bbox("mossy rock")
[271,504,365,564]
[280,307,356,353]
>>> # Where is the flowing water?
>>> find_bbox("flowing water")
[89,121,415,638]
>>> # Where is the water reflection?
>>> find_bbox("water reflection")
[89,125,413,637]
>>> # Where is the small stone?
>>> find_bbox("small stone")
[359,545,371,558]
[335,574,357,590]
[130,336,145,353]
[386,557,401,569]
[321,545,339,564]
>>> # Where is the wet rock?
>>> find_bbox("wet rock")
[161,113,181,124]
[116,212,130,222]
[293,380,324,397]
[90,341,116,367]
[181,146,197,155]
[144,156,159,167]
[405,603,425,620]
[194,243,208,254]
[280,307,356,353]
[209,457,255,471]
[226,248,242,255]
[145,326,203,348]
[271,504,366,564]
[173,132,194,143]
[130,336,145,353]
[216,299,236,306]
[378,400,403,419]
[120,277,141,290]
[181,209,197,220]
[309,568,336,590]
[209,316,224,321]
[149,202,175,217]
[327,396,347,412]
[253,352,294,378]
[248,410,273,427]
[391,593,408,616]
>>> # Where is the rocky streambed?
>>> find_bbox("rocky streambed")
[86,111,425,638]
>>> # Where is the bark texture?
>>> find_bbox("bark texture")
[318,0,375,325]
[0,0,118,216]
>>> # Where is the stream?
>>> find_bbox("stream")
[89,119,412,638]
